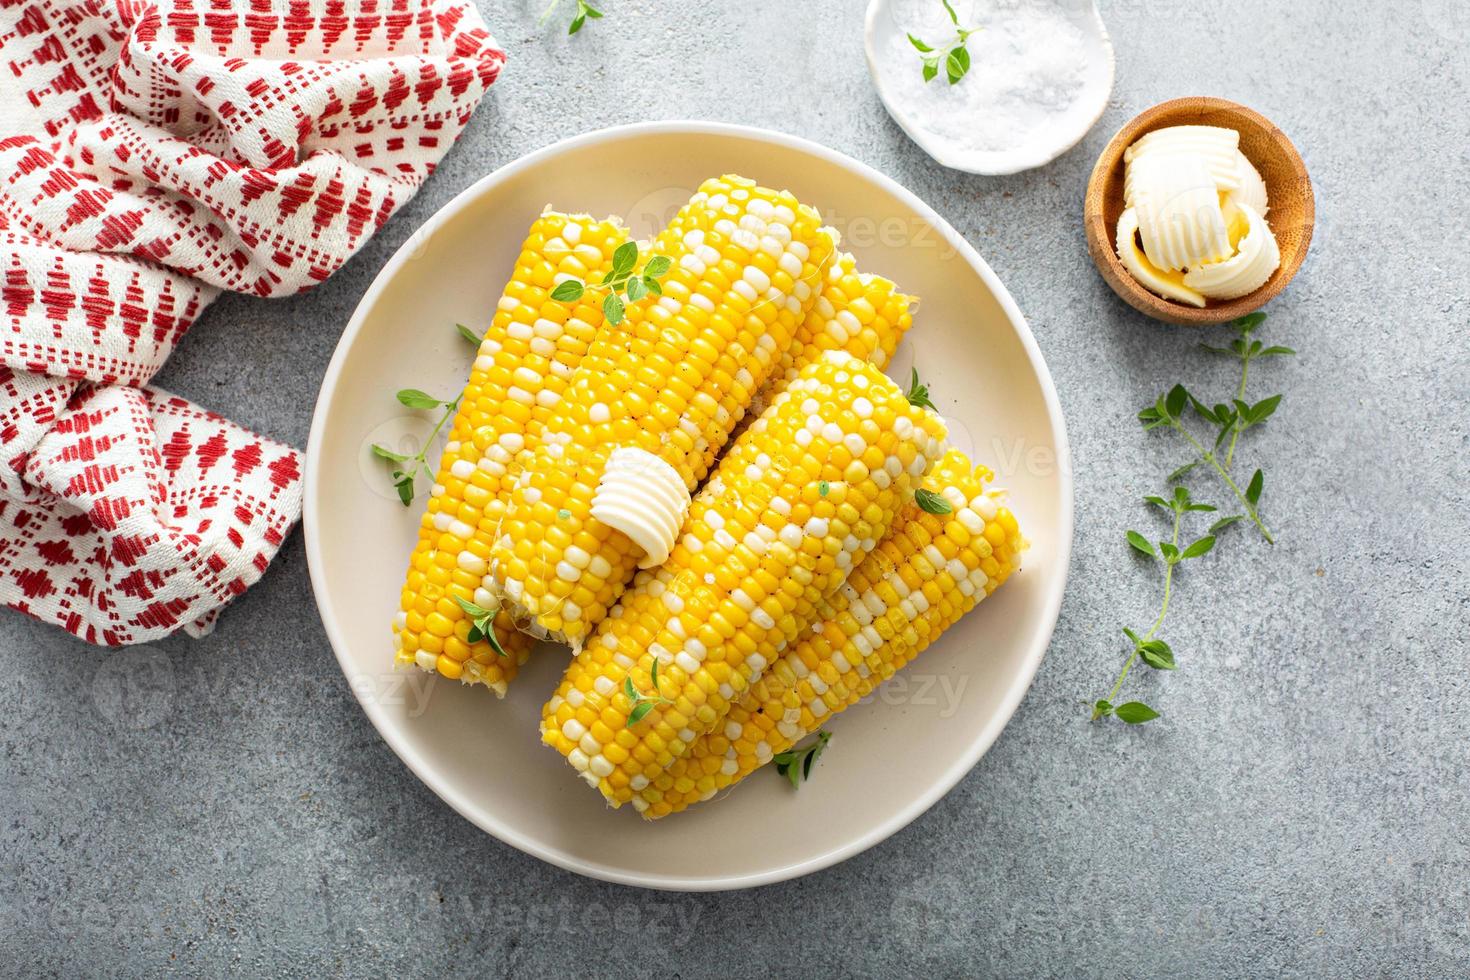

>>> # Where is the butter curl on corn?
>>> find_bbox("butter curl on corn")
[540,350,949,807]
[637,447,1023,817]
[392,211,628,694]
[490,176,840,648]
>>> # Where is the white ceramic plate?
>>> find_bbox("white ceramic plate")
[305,122,1072,891]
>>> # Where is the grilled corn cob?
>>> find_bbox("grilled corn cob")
[636,448,1022,817]
[540,351,949,807]
[491,176,839,647]
[392,211,629,694]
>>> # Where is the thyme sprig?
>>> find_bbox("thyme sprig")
[1137,313,1291,544]
[550,241,671,326]
[451,596,509,657]
[908,0,982,85]
[773,729,832,788]
[624,659,674,726]
[914,488,952,515]
[541,0,603,34]
[905,367,936,409]
[371,386,460,506]
[1094,314,1295,724]
[1093,485,1216,724]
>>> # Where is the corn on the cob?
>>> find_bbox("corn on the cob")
[636,448,1023,817]
[751,250,914,415]
[540,351,949,807]
[490,176,839,647]
[392,211,629,694]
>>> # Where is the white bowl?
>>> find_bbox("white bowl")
[865,0,1115,175]
[305,122,1072,890]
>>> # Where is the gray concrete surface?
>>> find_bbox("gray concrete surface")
[4,0,1468,975]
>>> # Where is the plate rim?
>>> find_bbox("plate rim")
[304,120,1074,891]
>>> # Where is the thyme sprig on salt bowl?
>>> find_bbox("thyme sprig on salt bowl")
[868,0,1114,175]
[907,0,981,85]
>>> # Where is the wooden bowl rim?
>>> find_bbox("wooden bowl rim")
[1084,96,1315,326]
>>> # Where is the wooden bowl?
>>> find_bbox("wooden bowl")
[1084,97,1314,325]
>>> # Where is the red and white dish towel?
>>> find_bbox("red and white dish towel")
[0,0,504,643]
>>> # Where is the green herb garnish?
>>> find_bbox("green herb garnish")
[567,0,603,33]
[905,367,936,409]
[1095,314,1295,723]
[393,388,443,410]
[1092,484,1218,725]
[541,0,603,34]
[371,348,464,505]
[549,243,670,326]
[452,595,508,657]
[908,0,982,85]
[915,487,953,514]
[773,729,832,788]
[624,659,674,726]
[1136,313,1290,544]
[455,322,483,346]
